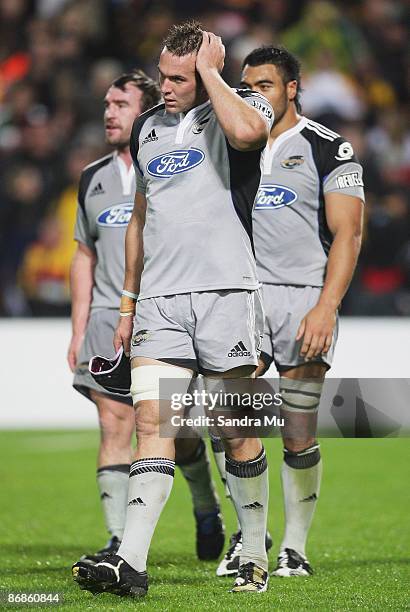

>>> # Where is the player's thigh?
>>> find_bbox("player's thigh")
[257,284,277,375]
[91,389,135,440]
[130,296,198,372]
[130,354,194,436]
[193,289,264,374]
[282,362,328,381]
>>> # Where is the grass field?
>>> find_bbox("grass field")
[1,431,409,611]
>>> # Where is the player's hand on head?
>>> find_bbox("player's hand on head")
[114,314,134,357]
[196,31,225,75]
[67,333,84,372]
[296,304,337,361]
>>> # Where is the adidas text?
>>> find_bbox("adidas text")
[228,341,251,358]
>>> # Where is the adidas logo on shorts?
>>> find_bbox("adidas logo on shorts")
[228,341,251,358]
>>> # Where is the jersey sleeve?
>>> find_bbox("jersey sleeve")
[74,202,95,252]
[130,116,147,194]
[236,89,274,130]
[321,137,365,201]
[323,161,365,200]
[73,170,96,250]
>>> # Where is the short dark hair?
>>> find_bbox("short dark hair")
[162,20,203,56]
[111,69,161,113]
[242,46,302,112]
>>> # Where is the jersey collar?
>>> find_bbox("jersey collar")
[114,151,135,196]
[175,100,211,145]
[263,116,308,175]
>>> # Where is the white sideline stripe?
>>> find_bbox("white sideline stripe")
[0,318,408,427]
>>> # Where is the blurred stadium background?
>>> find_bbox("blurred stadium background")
[0,0,409,319]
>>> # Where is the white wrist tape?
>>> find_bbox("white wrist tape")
[122,289,139,300]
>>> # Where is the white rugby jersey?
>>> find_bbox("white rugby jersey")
[74,152,135,309]
[253,118,365,287]
[130,90,274,300]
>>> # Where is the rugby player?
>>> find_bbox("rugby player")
[72,21,274,597]
[68,69,223,568]
[217,46,365,577]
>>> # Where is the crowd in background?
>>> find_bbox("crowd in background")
[0,0,409,317]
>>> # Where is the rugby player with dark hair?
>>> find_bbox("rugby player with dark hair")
[73,20,273,597]
[216,45,365,577]
[68,68,223,570]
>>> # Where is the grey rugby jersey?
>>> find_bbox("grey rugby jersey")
[74,152,135,309]
[130,91,274,300]
[253,117,365,287]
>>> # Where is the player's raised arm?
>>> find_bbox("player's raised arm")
[68,242,96,371]
[114,191,146,355]
[196,31,271,151]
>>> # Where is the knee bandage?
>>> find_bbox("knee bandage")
[279,378,323,414]
[130,365,192,405]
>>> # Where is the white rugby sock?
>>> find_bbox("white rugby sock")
[118,458,174,572]
[97,464,130,540]
[226,449,269,570]
[280,445,322,557]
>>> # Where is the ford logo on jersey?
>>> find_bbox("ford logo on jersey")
[147,148,204,178]
[97,203,133,227]
[255,184,298,210]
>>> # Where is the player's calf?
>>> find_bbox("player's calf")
[175,437,225,560]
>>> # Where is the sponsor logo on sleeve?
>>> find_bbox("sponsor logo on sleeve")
[280,155,304,169]
[336,172,364,189]
[255,184,298,210]
[335,141,354,161]
[147,149,204,178]
[96,203,133,227]
[250,99,273,121]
